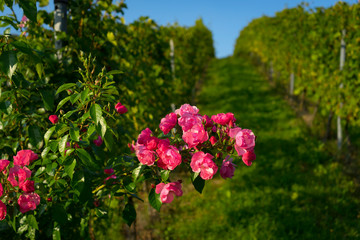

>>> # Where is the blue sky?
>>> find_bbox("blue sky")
[1,0,358,58]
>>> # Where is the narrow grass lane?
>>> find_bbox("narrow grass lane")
[153,57,360,240]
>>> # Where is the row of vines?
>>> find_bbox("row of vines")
[0,0,217,239]
[234,2,360,148]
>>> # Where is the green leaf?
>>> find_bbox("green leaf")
[40,89,55,111]
[41,147,51,159]
[27,215,39,230]
[69,127,80,142]
[192,174,205,194]
[4,27,10,35]
[56,83,76,95]
[148,188,162,212]
[28,125,43,149]
[80,88,90,103]
[90,104,102,124]
[124,177,136,192]
[36,63,44,79]
[70,93,80,104]
[122,203,136,226]
[97,116,107,138]
[39,0,49,7]
[52,224,61,240]
[107,70,123,75]
[48,140,59,153]
[0,16,19,30]
[132,164,145,182]
[0,51,17,79]
[76,148,99,170]
[11,41,33,55]
[59,134,68,156]
[103,129,114,151]
[161,170,170,182]
[19,0,37,22]
[56,96,71,112]
[44,126,56,146]
[64,159,76,180]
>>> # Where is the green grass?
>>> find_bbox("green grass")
[151,57,360,240]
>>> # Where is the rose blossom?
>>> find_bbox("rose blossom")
[13,150,38,167]
[104,168,114,175]
[17,192,40,213]
[229,128,255,156]
[19,180,35,193]
[209,136,217,145]
[0,201,6,220]
[135,145,156,166]
[203,114,213,129]
[49,115,58,124]
[182,124,209,148]
[104,174,117,182]
[220,156,236,179]
[137,128,158,150]
[159,112,177,135]
[0,160,9,172]
[0,183,3,197]
[8,166,32,187]
[211,112,236,126]
[242,150,256,166]
[93,136,103,146]
[155,182,183,203]
[156,140,181,170]
[190,151,218,180]
[178,113,203,132]
[115,102,128,114]
[175,104,199,116]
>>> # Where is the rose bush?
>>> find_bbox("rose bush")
[133,103,257,207]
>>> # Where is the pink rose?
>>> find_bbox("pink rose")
[115,102,128,114]
[0,183,3,197]
[209,136,217,145]
[175,104,199,116]
[178,113,202,132]
[156,140,182,170]
[203,114,213,129]
[17,192,40,213]
[135,145,156,166]
[13,150,38,167]
[211,112,236,126]
[104,174,117,182]
[242,150,256,166]
[155,182,183,203]
[220,156,236,179]
[104,168,114,175]
[190,151,218,180]
[229,128,255,156]
[93,136,103,146]
[0,159,10,172]
[19,180,35,193]
[182,124,209,148]
[7,166,32,187]
[0,200,6,220]
[159,112,177,135]
[137,128,158,150]
[49,115,58,124]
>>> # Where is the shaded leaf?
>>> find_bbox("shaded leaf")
[122,203,136,226]
[148,188,162,212]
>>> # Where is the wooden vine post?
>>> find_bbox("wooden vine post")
[337,29,346,151]
[54,0,68,59]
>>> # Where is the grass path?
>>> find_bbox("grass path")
[153,57,360,239]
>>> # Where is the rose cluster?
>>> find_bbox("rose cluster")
[134,104,256,204]
[0,150,41,220]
